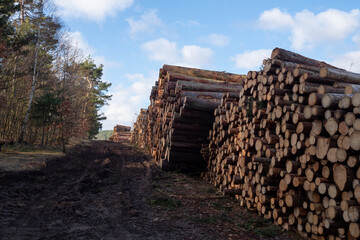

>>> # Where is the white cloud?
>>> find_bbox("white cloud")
[126,9,163,37]
[259,8,294,30]
[141,38,178,63]
[353,34,360,46]
[331,51,360,73]
[102,72,157,129]
[198,34,230,47]
[259,8,360,50]
[180,45,213,67]
[93,56,123,69]
[232,49,272,70]
[141,38,213,68]
[67,31,95,55]
[66,31,122,69]
[54,0,133,21]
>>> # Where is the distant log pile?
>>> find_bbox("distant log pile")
[131,47,360,239]
[202,48,360,239]
[109,125,131,142]
[130,108,149,148]
[131,64,245,171]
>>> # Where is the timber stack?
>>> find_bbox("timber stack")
[109,124,131,142]
[131,64,245,171]
[202,47,360,239]
[130,108,149,148]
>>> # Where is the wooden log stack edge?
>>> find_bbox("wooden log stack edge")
[109,124,131,142]
[130,108,149,148]
[202,47,360,239]
[131,47,360,239]
[130,65,245,171]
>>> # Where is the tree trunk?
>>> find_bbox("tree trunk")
[41,123,45,146]
[18,41,39,143]
[271,48,338,68]
[320,67,360,84]
[162,64,245,83]
[20,0,24,26]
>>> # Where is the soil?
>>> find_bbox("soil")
[0,140,301,240]
[0,151,64,171]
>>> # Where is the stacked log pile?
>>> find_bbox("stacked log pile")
[109,125,131,142]
[202,47,360,239]
[130,108,149,148]
[131,64,245,171]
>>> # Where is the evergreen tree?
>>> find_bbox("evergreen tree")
[17,0,62,143]
[30,91,61,145]
[0,0,19,43]
[79,57,112,139]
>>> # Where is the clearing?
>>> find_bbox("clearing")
[0,141,301,239]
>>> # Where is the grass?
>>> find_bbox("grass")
[3,144,62,154]
[235,212,281,237]
[254,224,279,237]
[172,177,189,183]
[149,196,182,209]
[211,201,233,211]
[147,163,288,239]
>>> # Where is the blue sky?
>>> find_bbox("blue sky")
[52,0,360,130]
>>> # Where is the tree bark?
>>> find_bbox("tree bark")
[18,39,39,143]
[162,64,245,83]
[320,67,360,84]
[271,48,338,68]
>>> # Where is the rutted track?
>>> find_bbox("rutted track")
[0,141,299,239]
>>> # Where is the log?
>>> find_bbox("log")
[177,90,226,100]
[344,84,360,94]
[316,137,331,159]
[324,118,338,136]
[349,223,360,238]
[176,80,243,93]
[333,164,355,191]
[162,64,245,83]
[182,96,220,112]
[320,67,360,85]
[308,93,322,106]
[348,206,360,222]
[350,130,360,150]
[352,93,360,107]
[321,93,344,109]
[318,84,345,94]
[271,48,337,68]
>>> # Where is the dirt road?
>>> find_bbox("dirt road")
[0,141,300,239]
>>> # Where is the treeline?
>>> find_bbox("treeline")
[0,0,111,151]
[95,130,113,140]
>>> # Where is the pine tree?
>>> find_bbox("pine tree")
[79,57,112,139]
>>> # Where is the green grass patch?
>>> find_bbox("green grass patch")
[236,212,280,237]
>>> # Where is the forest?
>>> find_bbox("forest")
[0,0,111,151]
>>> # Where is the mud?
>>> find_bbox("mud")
[0,141,300,239]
